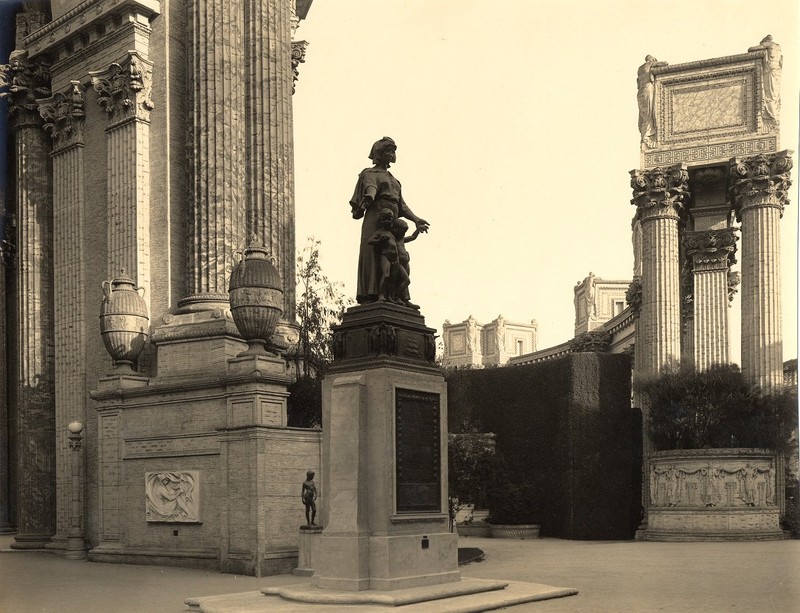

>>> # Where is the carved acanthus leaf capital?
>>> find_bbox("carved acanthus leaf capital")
[630,164,690,214]
[291,40,309,94]
[727,271,741,304]
[0,51,51,128]
[626,278,642,318]
[90,52,154,123]
[682,228,738,269]
[38,81,85,147]
[729,150,793,218]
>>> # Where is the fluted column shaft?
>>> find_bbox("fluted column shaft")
[245,0,296,319]
[90,53,154,312]
[11,104,56,549]
[37,82,87,542]
[630,164,688,375]
[684,229,737,371]
[182,0,246,308]
[730,152,793,389]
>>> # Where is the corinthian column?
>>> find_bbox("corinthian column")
[37,81,86,544]
[730,151,793,389]
[683,229,737,370]
[0,51,56,549]
[630,164,689,375]
[90,52,154,313]
[630,165,688,538]
[181,0,246,310]
[244,0,297,320]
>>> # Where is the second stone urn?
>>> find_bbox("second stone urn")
[228,243,284,356]
[99,269,149,373]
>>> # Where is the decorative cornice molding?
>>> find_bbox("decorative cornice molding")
[683,228,738,269]
[37,80,85,148]
[729,150,793,218]
[0,51,51,128]
[89,51,153,124]
[630,164,690,214]
[291,40,308,94]
[24,0,161,60]
[652,50,764,77]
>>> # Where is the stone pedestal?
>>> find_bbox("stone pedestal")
[313,304,458,591]
[293,525,322,576]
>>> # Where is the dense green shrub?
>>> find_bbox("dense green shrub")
[287,375,322,428]
[635,363,797,452]
[447,423,496,523]
[486,454,540,525]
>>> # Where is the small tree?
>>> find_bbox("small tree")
[635,363,797,452]
[295,237,350,378]
[448,421,496,526]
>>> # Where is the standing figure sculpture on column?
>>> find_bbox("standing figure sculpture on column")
[748,35,782,128]
[350,137,429,305]
[637,55,668,148]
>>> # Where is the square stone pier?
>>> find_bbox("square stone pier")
[313,303,459,591]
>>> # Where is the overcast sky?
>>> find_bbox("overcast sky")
[293,0,799,361]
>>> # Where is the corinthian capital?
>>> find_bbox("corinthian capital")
[38,81,85,148]
[291,40,309,94]
[90,51,154,124]
[0,50,51,128]
[683,228,738,270]
[630,164,690,214]
[729,151,793,219]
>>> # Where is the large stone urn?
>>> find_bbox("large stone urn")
[228,243,284,356]
[100,269,149,373]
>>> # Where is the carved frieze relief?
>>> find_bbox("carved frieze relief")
[649,460,775,509]
[145,471,201,523]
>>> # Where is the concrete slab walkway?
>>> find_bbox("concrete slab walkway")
[2,534,798,612]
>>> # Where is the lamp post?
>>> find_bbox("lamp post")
[65,421,87,560]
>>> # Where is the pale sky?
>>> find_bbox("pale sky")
[293,0,799,361]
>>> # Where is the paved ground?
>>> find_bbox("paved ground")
[1,534,798,612]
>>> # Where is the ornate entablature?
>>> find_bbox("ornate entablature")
[642,48,780,169]
[89,51,153,125]
[37,80,85,149]
[23,0,160,81]
[729,150,793,219]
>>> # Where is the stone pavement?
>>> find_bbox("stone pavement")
[1,534,798,612]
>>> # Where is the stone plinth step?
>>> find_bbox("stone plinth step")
[186,578,578,612]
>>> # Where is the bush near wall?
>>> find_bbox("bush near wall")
[447,353,640,540]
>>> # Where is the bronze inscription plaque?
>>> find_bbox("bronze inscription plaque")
[395,389,440,513]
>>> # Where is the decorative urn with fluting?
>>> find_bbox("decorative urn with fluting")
[99,269,149,372]
[228,243,284,356]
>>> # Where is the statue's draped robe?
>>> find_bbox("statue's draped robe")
[350,167,416,303]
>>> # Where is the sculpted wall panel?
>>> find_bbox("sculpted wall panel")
[145,471,201,523]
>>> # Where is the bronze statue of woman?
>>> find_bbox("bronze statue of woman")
[349,137,429,305]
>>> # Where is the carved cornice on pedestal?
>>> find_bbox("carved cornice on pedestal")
[0,52,51,129]
[729,150,793,219]
[291,40,308,94]
[90,51,153,125]
[683,228,738,270]
[630,164,690,215]
[37,80,85,150]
